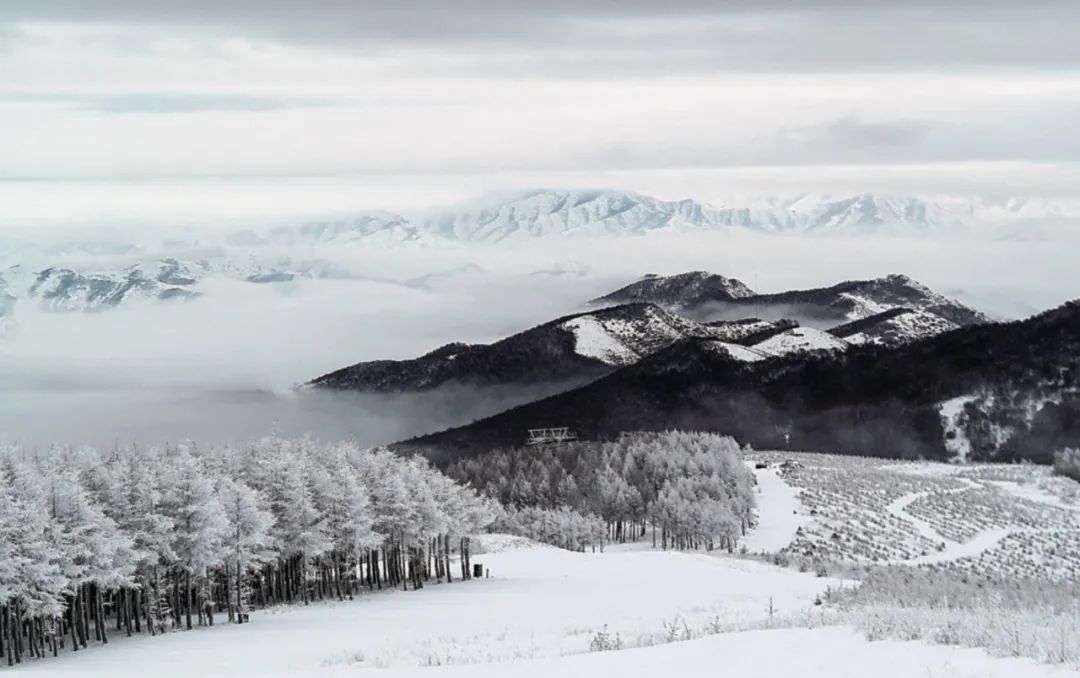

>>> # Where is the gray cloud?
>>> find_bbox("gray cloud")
[2,1,1079,74]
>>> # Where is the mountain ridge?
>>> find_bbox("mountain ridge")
[397,300,1080,466]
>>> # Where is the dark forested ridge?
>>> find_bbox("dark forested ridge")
[310,272,989,394]
[399,301,1080,465]
[307,302,732,393]
[589,271,756,308]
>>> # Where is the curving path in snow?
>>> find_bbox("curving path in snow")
[884,477,1063,566]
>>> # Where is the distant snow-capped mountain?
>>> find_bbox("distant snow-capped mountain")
[417,190,739,241]
[411,190,992,242]
[28,259,204,312]
[11,255,356,313]
[266,213,428,247]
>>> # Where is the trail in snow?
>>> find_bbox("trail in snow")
[988,480,1080,513]
[911,528,1014,566]
[884,477,1060,565]
[741,463,809,553]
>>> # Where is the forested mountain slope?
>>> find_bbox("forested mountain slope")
[308,303,728,392]
[400,301,1080,465]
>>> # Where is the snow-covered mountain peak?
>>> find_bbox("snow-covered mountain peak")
[806,193,961,234]
[590,271,756,309]
[420,189,728,242]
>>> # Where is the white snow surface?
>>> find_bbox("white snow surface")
[563,315,642,365]
[704,340,769,362]
[752,327,849,356]
[561,305,725,366]
[843,309,960,345]
[741,464,810,552]
[17,539,1076,678]
[19,543,840,677]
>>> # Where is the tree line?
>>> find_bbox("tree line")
[0,437,495,667]
[1055,447,1080,482]
[447,431,756,552]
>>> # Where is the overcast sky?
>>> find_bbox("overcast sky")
[2,1,1079,210]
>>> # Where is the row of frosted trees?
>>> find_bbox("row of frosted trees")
[448,431,756,552]
[0,437,495,667]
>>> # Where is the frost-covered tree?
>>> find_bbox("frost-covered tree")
[216,477,275,622]
[447,431,755,552]
[0,435,496,667]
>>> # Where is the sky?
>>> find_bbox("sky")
[2,1,1080,216]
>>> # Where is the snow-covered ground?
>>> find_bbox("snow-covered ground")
[742,464,810,553]
[752,327,849,356]
[14,454,1080,678]
[16,542,1077,678]
[337,627,1072,678]
[17,542,836,677]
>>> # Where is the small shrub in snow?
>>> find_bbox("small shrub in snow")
[588,625,622,652]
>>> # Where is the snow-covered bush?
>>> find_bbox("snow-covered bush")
[834,566,1080,666]
[1054,447,1080,482]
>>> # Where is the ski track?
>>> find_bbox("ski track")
[883,476,1065,566]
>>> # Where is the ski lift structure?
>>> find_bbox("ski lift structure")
[525,427,578,446]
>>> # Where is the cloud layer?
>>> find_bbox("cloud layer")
[0,2,1078,194]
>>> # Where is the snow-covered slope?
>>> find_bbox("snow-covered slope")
[720,273,989,326]
[831,307,961,346]
[559,304,722,367]
[310,303,728,392]
[752,327,850,356]
[23,533,1072,678]
[702,340,770,362]
[592,271,989,328]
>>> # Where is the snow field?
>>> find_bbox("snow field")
[321,627,1074,678]
[16,543,838,677]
